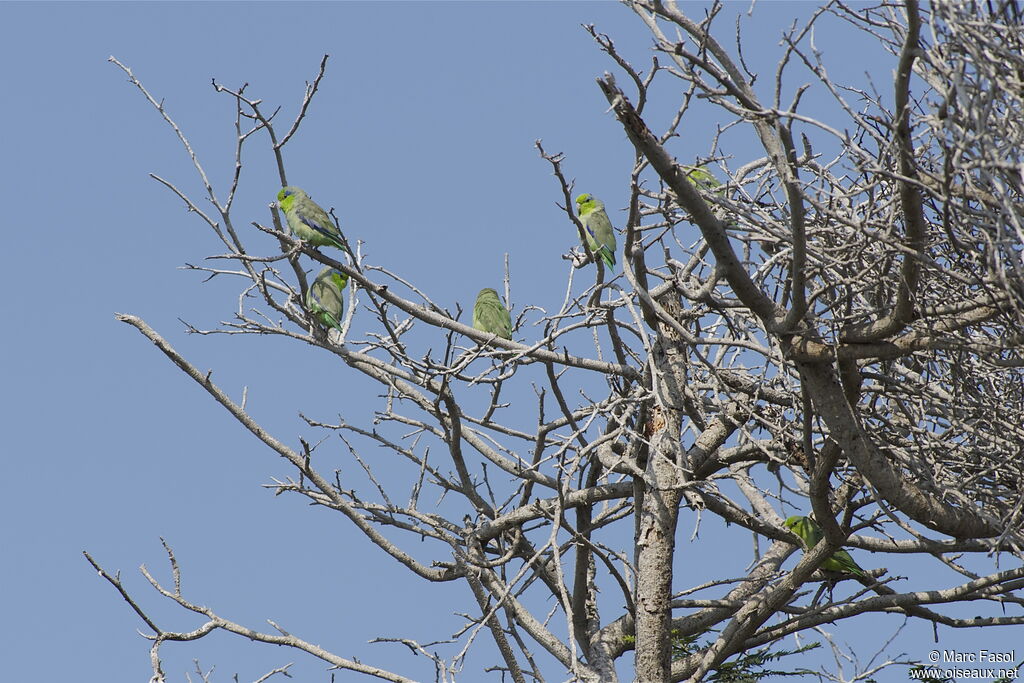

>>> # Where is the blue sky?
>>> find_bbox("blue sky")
[2,2,1020,681]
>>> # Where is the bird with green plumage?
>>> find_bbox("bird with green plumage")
[574,193,617,270]
[681,164,739,230]
[277,186,348,251]
[472,288,512,340]
[784,515,867,577]
[682,165,722,193]
[305,266,349,333]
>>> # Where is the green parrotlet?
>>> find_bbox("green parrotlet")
[574,193,617,270]
[682,165,722,192]
[277,186,347,251]
[472,288,512,340]
[306,266,349,332]
[784,515,867,577]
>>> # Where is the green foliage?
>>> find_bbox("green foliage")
[622,630,820,681]
[995,663,1024,683]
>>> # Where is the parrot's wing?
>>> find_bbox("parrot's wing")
[473,292,512,339]
[825,550,867,577]
[307,269,346,332]
[299,213,345,250]
[581,213,616,270]
[497,307,512,338]
[802,519,824,548]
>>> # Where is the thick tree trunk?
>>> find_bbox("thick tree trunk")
[634,470,682,680]
[634,328,688,681]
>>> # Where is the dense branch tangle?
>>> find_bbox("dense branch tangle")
[95,2,1024,682]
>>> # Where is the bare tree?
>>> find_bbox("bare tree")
[88,1,1024,681]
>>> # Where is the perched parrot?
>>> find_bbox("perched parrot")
[305,266,349,332]
[784,516,867,577]
[574,193,617,270]
[277,186,347,251]
[682,165,722,192]
[681,165,738,229]
[472,288,512,340]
